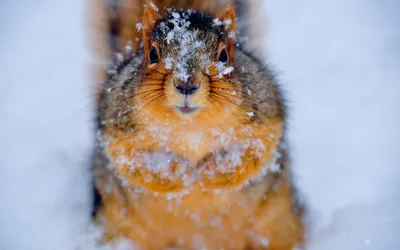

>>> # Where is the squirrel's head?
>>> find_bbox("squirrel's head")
[133,6,245,126]
[99,5,285,189]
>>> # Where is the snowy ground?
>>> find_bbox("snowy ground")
[264,1,400,249]
[0,0,399,250]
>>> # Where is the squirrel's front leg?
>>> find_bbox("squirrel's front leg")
[246,174,305,250]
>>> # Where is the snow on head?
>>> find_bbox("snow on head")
[215,61,234,78]
[162,11,198,82]
[155,10,234,81]
[149,2,159,12]
[213,18,223,26]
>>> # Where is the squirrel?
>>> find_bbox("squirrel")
[91,0,305,249]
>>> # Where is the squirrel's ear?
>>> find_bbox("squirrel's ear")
[142,4,161,56]
[219,9,236,33]
[219,9,236,63]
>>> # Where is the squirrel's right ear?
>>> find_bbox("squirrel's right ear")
[142,4,161,56]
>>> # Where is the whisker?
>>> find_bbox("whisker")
[208,96,243,123]
[133,88,164,97]
[78,93,103,103]
[210,90,256,109]
[101,92,165,125]
[130,83,163,88]
[209,91,245,104]
[211,93,275,133]
[89,64,113,68]
[141,77,166,81]
[130,94,165,120]
[131,92,165,108]
[210,86,240,92]
[209,92,263,123]
[72,102,97,116]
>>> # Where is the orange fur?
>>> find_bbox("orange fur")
[96,152,304,249]
[105,117,283,193]
[92,1,305,249]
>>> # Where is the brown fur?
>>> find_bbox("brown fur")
[110,0,235,54]
[92,1,305,249]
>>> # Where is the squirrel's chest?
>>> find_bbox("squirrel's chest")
[154,129,213,163]
[104,121,282,194]
[113,123,272,163]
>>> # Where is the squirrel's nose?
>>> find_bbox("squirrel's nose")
[174,81,199,95]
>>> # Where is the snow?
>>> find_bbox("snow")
[160,10,212,82]
[0,0,399,250]
[135,22,142,31]
[150,2,159,12]
[0,1,94,249]
[215,61,234,78]
[263,0,400,249]
[158,10,234,81]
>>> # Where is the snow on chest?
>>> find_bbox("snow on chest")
[141,124,267,166]
[108,123,280,194]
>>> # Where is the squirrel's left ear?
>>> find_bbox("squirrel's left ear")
[142,4,161,58]
[219,9,236,63]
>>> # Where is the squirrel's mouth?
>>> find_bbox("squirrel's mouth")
[176,103,198,115]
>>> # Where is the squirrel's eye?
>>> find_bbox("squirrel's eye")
[218,48,228,63]
[148,46,159,64]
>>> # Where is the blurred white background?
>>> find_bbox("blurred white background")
[0,0,399,249]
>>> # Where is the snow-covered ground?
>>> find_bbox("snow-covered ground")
[264,1,400,249]
[0,0,399,250]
